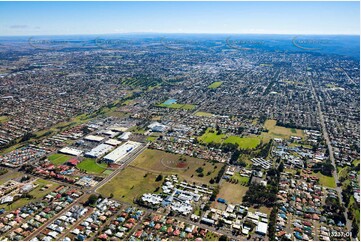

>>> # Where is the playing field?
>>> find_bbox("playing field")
[48,153,72,165]
[261,119,304,141]
[97,166,162,204]
[129,149,223,184]
[208,81,222,89]
[77,158,108,174]
[198,128,261,149]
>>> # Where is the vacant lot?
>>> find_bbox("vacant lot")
[311,171,336,188]
[130,149,223,184]
[157,103,196,110]
[208,81,222,89]
[48,153,72,165]
[195,111,213,117]
[212,182,248,208]
[0,115,9,124]
[98,166,162,204]
[77,158,107,174]
[261,119,304,141]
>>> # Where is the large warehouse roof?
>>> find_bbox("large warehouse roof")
[103,141,141,163]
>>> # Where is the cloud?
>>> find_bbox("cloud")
[9,25,29,29]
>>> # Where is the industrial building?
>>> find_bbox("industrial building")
[84,144,114,159]
[59,147,83,156]
[103,141,141,164]
[84,135,105,142]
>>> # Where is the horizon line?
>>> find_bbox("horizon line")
[0,32,360,38]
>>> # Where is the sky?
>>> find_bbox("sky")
[0,1,359,36]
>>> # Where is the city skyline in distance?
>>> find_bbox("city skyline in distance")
[0,1,360,36]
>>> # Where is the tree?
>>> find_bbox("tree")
[87,194,98,206]
[155,174,163,182]
[278,161,284,173]
[219,235,228,241]
[196,167,204,173]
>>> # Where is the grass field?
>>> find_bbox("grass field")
[129,149,223,184]
[198,128,226,144]
[208,81,223,89]
[0,115,9,123]
[212,182,248,207]
[77,158,108,174]
[195,112,214,117]
[232,172,250,184]
[310,171,336,188]
[198,128,261,149]
[157,103,196,110]
[98,166,162,203]
[261,120,304,142]
[48,153,72,165]
[224,136,261,149]
[205,231,220,241]
[0,179,58,211]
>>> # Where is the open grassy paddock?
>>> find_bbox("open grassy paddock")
[308,171,336,188]
[261,119,304,142]
[77,158,108,174]
[195,111,214,117]
[97,166,162,204]
[129,149,223,184]
[212,182,248,208]
[157,103,196,110]
[208,81,223,89]
[224,136,261,149]
[198,128,261,149]
[48,153,72,165]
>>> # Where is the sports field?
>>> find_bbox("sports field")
[77,158,108,174]
[208,81,222,89]
[48,153,72,165]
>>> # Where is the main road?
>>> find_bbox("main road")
[309,78,352,234]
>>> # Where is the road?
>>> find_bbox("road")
[309,78,352,234]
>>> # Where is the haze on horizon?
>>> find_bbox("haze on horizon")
[0,1,360,37]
